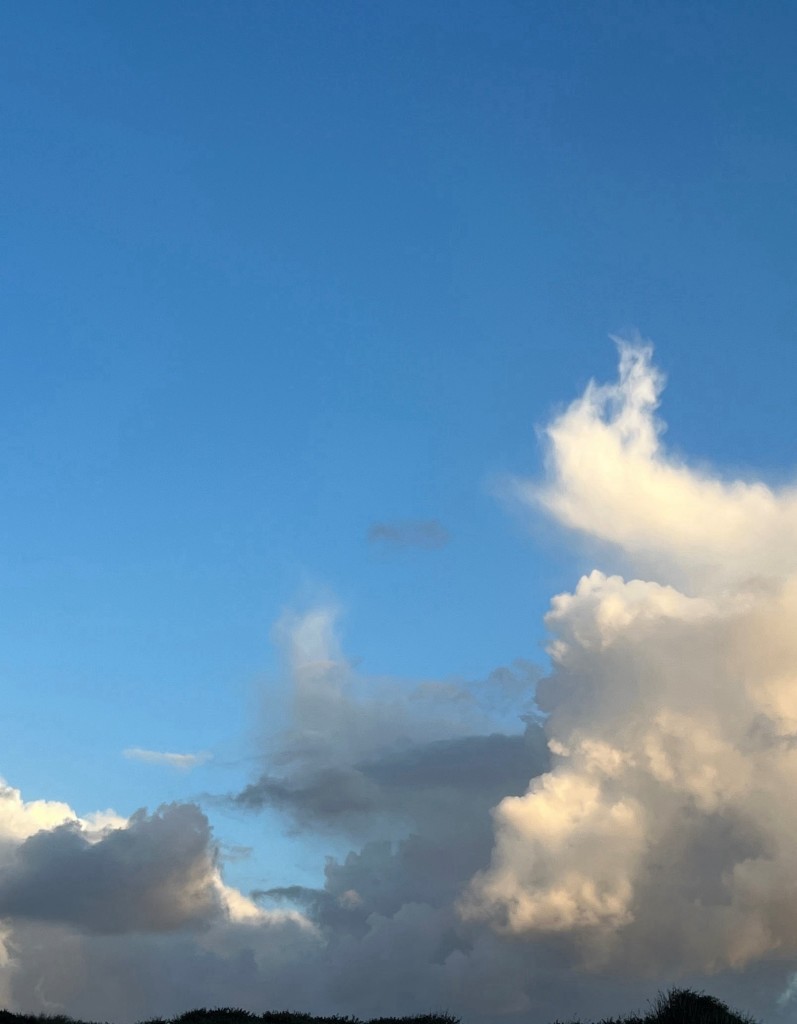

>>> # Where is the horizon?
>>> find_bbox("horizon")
[0,986,765,1024]
[3,3,797,1024]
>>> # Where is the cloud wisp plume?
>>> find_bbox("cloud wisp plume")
[233,606,546,838]
[518,339,797,589]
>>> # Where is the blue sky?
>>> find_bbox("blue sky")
[3,3,797,1022]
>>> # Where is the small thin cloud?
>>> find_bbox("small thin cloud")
[367,518,450,550]
[778,973,797,1009]
[123,748,211,771]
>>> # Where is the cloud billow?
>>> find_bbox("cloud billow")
[0,803,222,933]
[462,342,797,981]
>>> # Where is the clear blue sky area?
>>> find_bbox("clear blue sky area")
[2,1,797,891]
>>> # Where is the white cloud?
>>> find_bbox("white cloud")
[515,339,797,590]
[0,779,125,844]
[124,748,212,770]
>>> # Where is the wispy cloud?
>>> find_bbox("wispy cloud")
[367,519,450,550]
[233,605,535,833]
[123,748,211,770]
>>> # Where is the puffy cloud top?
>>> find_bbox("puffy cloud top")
[522,341,797,589]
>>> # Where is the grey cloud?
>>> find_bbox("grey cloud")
[233,726,548,834]
[362,731,546,793]
[234,606,543,838]
[4,914,320,1024]
[253,885,365,937]
[231,830,779,1024]
[216,617,575,1023]
[221,670,559,1022]
[367,520,450,550]
[0,803,222,933]
[234,766,382,823]
[3,911,779,1024]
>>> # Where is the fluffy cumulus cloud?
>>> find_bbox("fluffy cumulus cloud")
[522,340,797,589]
[461,342,797,996]
[6,342,797,1024]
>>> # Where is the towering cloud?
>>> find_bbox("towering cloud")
[463,341,797,979]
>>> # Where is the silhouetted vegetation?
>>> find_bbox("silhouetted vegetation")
[551,987,761,1024]
[0,1010,459,1024]
[0,988,763,1024]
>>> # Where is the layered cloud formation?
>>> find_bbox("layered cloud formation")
[3,343,797,1023]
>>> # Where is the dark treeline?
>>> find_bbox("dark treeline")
[0,989,762,1024]
[0,1011,457,1024]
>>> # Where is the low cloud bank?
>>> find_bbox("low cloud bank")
[3,343,797,1024]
